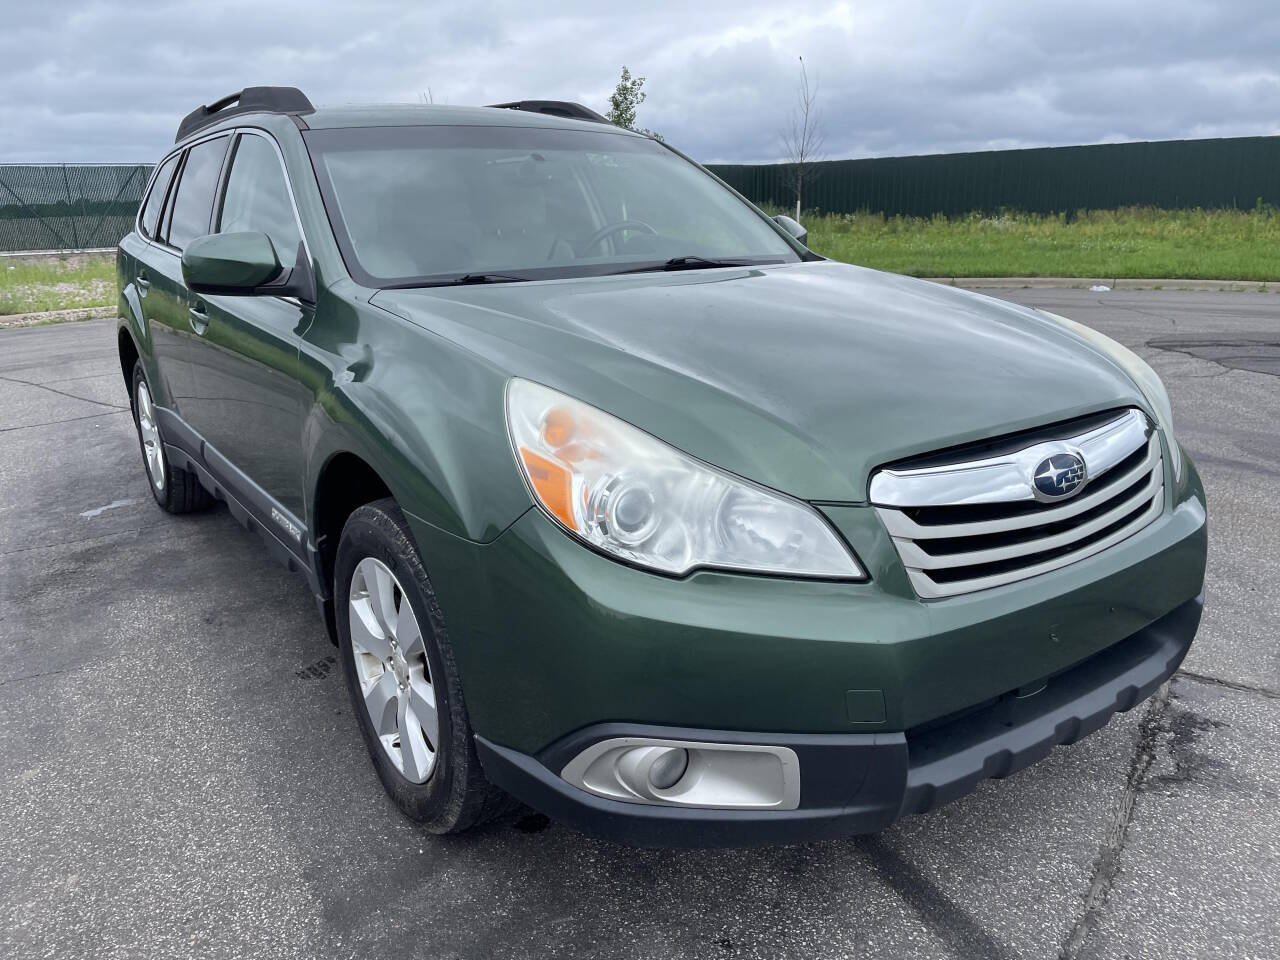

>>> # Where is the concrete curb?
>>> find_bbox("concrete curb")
[0,305,114,329]
[924,276,1278,293]
[0,248,115,259]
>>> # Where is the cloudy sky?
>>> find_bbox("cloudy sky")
[4,0,1279,164]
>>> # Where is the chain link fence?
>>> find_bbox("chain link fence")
[0,164,153,253]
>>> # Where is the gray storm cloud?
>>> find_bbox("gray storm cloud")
[3,0,1278,163]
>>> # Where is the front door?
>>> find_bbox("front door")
[183,130,312,527]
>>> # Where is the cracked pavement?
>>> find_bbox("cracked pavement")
[1,289,1277,959]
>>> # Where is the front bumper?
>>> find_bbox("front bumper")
[477,592,1201,847]
[403,455,1206,846]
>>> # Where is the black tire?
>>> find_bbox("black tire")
[335,498,513,833]
[130,361,213,514]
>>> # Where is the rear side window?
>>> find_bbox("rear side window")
[165,136,229,250]
[139,154,179,240]
[217,134,301,267]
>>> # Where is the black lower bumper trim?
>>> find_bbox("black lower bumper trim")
[477,731,909,848]
[899,590,1201,817]
[475,592,1202,847]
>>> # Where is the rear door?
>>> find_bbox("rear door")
[185,129,313,525]
[131,152,182,403]
[142,134,231,427]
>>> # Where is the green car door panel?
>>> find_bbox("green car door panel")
[186,289,312,519]
[136,245,199,414]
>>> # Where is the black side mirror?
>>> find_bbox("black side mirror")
[773,215,808,246]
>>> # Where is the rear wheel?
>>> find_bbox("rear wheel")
[335,498,512,832]
[131,361,212,514]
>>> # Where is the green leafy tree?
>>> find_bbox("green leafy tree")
[607,66,661,140]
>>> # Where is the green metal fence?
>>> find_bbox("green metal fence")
[5,135,1280,252]
[709,135,1280,218]
[0,164,153,253]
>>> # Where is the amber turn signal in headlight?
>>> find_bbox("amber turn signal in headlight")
[505,379,864,579]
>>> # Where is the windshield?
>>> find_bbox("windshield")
[304,124,802,287]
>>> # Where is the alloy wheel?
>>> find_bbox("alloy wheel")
[348,556,439,782]
[135,379,166,492]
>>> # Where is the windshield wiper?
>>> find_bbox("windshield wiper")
[615,256,777,275]
[381,272,530,290]
[451,273,529,285]
[402,273,529,289]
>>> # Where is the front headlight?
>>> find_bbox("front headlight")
[1038,310,1183,479]
[505,379,864,579]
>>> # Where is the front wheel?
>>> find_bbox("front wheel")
[335,498,512,832]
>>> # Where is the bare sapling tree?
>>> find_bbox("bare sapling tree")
[780,56,825,221]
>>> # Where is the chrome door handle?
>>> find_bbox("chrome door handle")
[188,304,209,335]
[135,275,150,293]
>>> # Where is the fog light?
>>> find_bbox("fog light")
[647,747,689,789]
[560,737,801,810]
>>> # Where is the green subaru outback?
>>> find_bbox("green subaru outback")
[117,87,1207,846]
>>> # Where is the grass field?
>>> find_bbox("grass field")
[798,206,1280,280]
[0,253,115,316]
[2,206,1279,318]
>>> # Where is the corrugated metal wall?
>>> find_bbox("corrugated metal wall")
[0,164,152,253]
[709,136,1280,217]
[4,136,1280,252]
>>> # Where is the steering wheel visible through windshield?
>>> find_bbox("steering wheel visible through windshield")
[303,123,803,287]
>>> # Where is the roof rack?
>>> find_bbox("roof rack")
[486,100,610,124]
[176,86,315,143]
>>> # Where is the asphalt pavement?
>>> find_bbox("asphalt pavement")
[1,289,1277,959]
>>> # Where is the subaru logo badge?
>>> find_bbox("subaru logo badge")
[1032,453,1087,501]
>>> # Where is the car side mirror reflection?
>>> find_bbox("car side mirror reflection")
[182,232,314,302]
[773,215,808,246]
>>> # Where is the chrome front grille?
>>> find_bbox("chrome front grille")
[870,409,1164,598]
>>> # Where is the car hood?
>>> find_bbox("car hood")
[372,261,1150,502]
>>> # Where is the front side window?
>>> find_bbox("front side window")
[305,125,801,287]
[217,133,301,267]
[166,135,229,250]
[139,154,179,239]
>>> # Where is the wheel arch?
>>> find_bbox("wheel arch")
[117,325,141,406]
[310,448,397,644]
